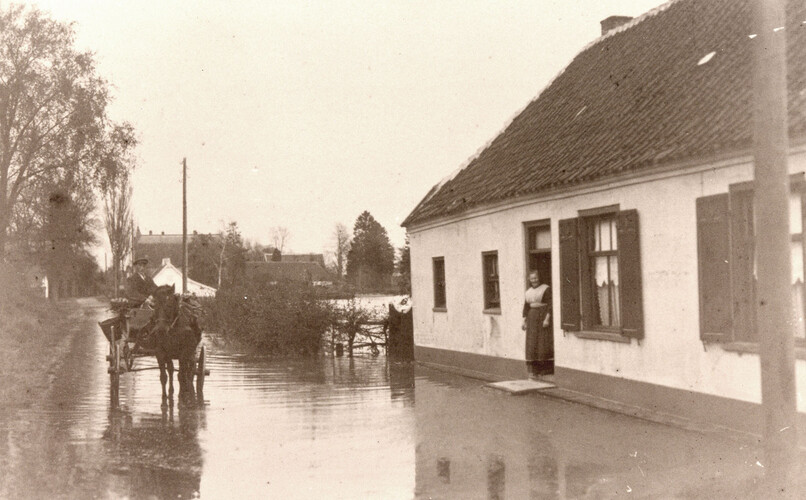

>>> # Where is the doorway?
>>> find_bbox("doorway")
[524,221,553,376]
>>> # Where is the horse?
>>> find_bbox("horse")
[151,285,203,405]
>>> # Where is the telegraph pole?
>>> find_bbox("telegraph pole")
[182,158,188,294]
[753,0,798,493]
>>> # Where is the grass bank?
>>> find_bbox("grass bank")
[0,265,84,412]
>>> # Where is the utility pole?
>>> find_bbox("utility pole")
[753,0,798,493]
[182,158,188,294]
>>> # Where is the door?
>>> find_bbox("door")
[525,222,554,375]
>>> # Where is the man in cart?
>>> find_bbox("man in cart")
[126,257,159,345]
[128,257,158,305]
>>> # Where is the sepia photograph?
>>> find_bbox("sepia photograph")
[1,0,805,498]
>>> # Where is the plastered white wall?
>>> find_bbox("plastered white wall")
[409,151,806,410]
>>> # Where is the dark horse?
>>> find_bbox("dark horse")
[152,285,202,405]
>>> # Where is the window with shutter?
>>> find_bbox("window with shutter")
[558,207,643,340]
[696,172,806,346]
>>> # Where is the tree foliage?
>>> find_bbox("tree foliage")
[188,221,247,289]
[0,4,111,257]
[346,211,394,290]
[32,172,98,299]
[397,233,411,294]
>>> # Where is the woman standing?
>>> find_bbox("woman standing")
[521,270,553,376]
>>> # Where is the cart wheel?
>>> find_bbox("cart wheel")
[108,321,120,403]
[123,342,134,371]
[195,345,207,394]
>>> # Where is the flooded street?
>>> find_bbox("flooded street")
[0,302,775,499]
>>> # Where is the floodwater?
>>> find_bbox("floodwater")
[0,302,778,499]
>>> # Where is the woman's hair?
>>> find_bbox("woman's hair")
[529,270,539,278]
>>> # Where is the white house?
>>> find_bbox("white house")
[402,0,806,437]
[152,258,217,297]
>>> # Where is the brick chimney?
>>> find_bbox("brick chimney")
[600,15,633,35]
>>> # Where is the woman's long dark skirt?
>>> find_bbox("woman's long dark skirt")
[525,304,553,374]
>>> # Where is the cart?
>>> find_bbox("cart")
[99,297,209,403]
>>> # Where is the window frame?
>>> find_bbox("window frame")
[482,251,501,313]
[582,212,621,332]
[432,257,447,311]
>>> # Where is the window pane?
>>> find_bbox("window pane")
[610,218,617,250]
[792,241,804,284]
[535,228,551,250]
[610,257,621,326]
[528,227,537,251]
[594,218,614,251]
[792,242,805,339]
[594,256,610,326]
[483,254,500,308]
[593,255,620,327]
[790,192,802,235]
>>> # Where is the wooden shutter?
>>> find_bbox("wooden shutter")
[617,209,643,339]
[729,187,756,342]
[559,218,580,331]
[696,194,732,341]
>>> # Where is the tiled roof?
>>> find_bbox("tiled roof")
[281,253,326,266]
[134,233,213,272]
[246,262,335,283]
[403,0,806,226]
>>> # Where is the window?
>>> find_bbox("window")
[559,207,643,339]
[525,221,551,286]
[433,257,446,310]
[482,251,500,311]
[697,174,805,345]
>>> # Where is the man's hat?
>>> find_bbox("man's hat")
[133,257,149,266]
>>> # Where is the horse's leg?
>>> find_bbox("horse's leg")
[167,359,175,398]
[178,355,196,404]
[158,354,168,406]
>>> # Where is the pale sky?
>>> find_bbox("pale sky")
[20,0,667,259]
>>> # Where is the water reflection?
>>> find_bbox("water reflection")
[413,366,763,499]
[102,404,205,499]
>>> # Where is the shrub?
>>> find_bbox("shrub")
[205,281,335,356]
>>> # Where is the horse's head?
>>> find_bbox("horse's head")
[152,284,178,320]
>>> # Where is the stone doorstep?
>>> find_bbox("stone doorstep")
[486,378,557,395]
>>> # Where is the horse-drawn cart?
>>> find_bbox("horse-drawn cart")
[99,294,209,403]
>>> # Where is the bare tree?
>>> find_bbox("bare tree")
[97,123,137,296]
[0,5,111,258]
[332,222,351,280]
[103,177,133,296]
[270,226,291,253]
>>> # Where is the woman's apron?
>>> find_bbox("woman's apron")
[525,284,552,363]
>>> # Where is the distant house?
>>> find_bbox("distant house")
[152,258,216,297]
[246,261,334,286]
[133,230,191,274]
